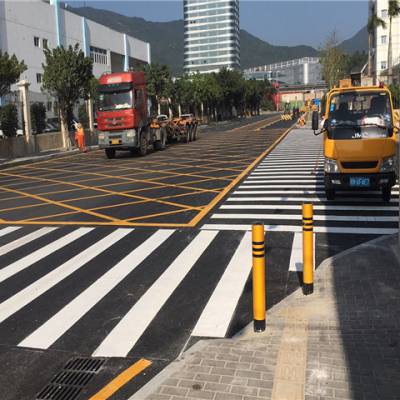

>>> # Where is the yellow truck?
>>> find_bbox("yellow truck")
[312,82,398,202]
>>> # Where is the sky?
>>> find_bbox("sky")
[67,1,369,48]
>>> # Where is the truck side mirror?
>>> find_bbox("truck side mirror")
[311,111,319,131]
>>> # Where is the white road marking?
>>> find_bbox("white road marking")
[220,204,399,211]
[0,226,21,238]
[234,190,399,195]
[0,229,132,323]
[238,185,325,189]
[0,228,93,283]
[18,229,175,350]
[211,213,398,222]
[245,179,324,183]
[288,232,315,272]
[0,227,57,257]
[226,196,399,203]
[201,224,398,234]
[92,230,218,357]
[192,232,252,338]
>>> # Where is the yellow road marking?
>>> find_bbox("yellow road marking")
[125,208,193,222]
[0,185,123,223]
[88,358,151,400]
[188,123,295,226]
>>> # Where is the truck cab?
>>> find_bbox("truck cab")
[96,71,166,158]
[313,82,398,202]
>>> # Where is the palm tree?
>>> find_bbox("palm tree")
[388,0,400,84]
[367,10,386,81]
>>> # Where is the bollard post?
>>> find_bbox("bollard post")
[302,203,314,295]
[252,223,266,332]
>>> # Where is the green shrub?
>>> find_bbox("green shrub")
[30,102,46,134]
[0,104,18,137]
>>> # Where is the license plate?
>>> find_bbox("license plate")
[350,177,370,187]
[111,139,120,145]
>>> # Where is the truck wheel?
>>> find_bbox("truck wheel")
[105,148,116,159]
[183,126,190,143]
[382,186,391,202]
[325,188,335,200]
[188,125,193,142]
[139,133,148,156]
[192,124,198,141]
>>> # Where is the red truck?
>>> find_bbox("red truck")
[96,71,167,158]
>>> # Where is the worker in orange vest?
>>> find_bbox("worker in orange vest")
[75,122,86,152]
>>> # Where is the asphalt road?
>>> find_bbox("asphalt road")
[0,115,397,400]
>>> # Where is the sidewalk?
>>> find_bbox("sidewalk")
[133,234,400,400]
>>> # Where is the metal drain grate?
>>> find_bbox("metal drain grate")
[36,357,106,400]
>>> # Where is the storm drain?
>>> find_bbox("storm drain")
[36,357,106,400]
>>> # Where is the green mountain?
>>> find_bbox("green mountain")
[70,6,366,75]
[339,26,368,54]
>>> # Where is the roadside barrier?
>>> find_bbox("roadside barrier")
[281,114,292,121]
[302,203,314,295]
[252,223,266,332]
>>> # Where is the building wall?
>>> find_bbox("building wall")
[0,0,150,116]
[184,0,240,74]
[244,58,323,86]
[371,0,400,81]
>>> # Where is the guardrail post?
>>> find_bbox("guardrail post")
[252,222,266,332]
[302,203,314,295]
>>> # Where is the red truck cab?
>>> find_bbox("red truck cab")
[97,71,165,158]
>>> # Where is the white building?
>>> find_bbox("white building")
[0,0,151,116]
[183,0,240,74]
[244,57,323,86]
[370,0,400,82]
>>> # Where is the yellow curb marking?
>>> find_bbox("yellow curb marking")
[88,358,152,400]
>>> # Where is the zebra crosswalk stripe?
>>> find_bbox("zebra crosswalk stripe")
[0,226,21,238]
[18,229,175,350]
[93,230,218,358]
[0,228,132,324]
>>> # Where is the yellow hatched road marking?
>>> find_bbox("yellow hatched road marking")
[88,358,151,400]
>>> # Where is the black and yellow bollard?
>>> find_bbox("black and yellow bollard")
[252,223,266,332]
[302,203,314,295]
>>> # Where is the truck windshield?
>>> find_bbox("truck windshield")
[327,91,392,140]
[98,85,133,111]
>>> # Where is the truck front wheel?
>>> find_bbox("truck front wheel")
[139,133,148,156]
[154,130,166,151]
[105,148,116,159]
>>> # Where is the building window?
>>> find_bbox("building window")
[90,46,108,65]
[36,73,42,84]
[34,36,40,47]
[42,38,48,49]
[381,61,387,70]
[381,35,387,44]
[382,9,388,18]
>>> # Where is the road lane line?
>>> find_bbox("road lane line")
[220,204,399,211]
[226,196,399,203]
[88,358,152,400]
[211,213,398,222]
[238,185,325,189]
[234,190,399,195]
[92,230,218,357]
[0,227,57,257]
[19,229,175,350]
[0,229,132,324]
[201,224,398,234]
[192,232,252,338]
[0,228,93,283]
[0,226,21,237]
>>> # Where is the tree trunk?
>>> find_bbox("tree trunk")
[388,17,393,84]
[60,110,70,150]
[368,32,373,78]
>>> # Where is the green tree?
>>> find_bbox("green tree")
[0,104,19,137]
[343,51,368,75]
[367,10,386,79]
[30,102,47,134]
[144,63,173,115]
[388,0,400,84]
[42,44,93,149]
[0,51,27,98]
[78,103,89,128]
[320,31,347,89]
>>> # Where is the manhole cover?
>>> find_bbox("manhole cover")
[36,357,106,400]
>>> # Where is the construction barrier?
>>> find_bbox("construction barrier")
[252,223,266,332]
[302,203,314,295]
